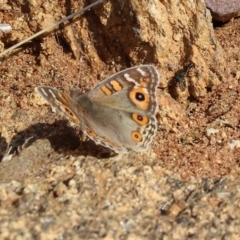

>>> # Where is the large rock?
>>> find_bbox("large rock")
[0,0,226,102]
[92,0,226,100]
[206,0,240,22]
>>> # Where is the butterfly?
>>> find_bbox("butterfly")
[36,65,160,153]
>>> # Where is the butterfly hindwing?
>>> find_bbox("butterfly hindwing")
[36,87,83,124]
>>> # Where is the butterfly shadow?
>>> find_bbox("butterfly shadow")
[0,133,8,161]
[1,120,116,162]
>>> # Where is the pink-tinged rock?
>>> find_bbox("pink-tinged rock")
[205,0,240,22]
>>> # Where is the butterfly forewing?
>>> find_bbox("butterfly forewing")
[87,65,159,116]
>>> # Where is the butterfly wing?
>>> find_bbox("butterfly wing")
[80,65,159,152]
[73,101,157,153]
[36,87,84,125]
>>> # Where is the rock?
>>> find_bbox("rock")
[92,0,225,101]
[0,0,226,102]
[205,0,240,22]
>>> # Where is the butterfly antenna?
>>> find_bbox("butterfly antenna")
[0,0,103,58]
[55,32,64,53]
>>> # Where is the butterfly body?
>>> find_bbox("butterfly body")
[36,65,160,153]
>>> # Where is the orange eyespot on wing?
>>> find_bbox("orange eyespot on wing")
[132,113,149,126]
[129,87,150,110]
[131,131,143,143]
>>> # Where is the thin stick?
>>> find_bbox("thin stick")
[0,0,103,58]
[77,56,84,87]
